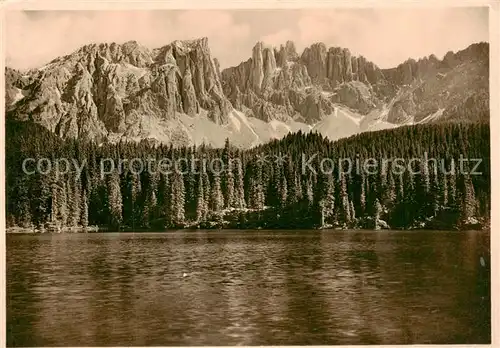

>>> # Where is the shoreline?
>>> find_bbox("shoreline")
[6,226,490,234]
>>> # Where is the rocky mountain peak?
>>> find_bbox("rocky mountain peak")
[66,41,155,69]
[382,42,489,87]
[170,37,210,53]
[221,40,388,123]
[7,37,233,143]
[274,40,299,67]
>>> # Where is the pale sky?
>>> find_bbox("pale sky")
[5,8,489,71]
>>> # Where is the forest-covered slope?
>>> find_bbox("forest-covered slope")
[5,119,490,231]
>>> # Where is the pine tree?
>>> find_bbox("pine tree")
[30,174,51,228]
[248,161,265,210]
[392,170,416,228]
[449,172,458,209]
[51,179,68,228]
[142,172,158,228]
[387,171,397,204]
[201,169,211,214]
[305,172,315,208]
[396,173,404,199]
[66,177,74,226]
[441,172,449,207]
[287,170,302,206]
[211,171,224,212]
[169,169,185,225]
[318,173,335,226]
[278,172,288,209]
[222,138,232,207]
[196,173,207,222]
[422,155,431,193]
[429,170,440,217]
[67,175,82,227]
[158,173,170,224]
[461,174,477,223]
[148,190,158,225]
[233,160,246,209]
[8,176,23,227]
[382,170,397,213]
[248,177,263,210]
[124,172,142,228]
[106,172,123,230]
[81,189,89,229]
[184,153,197,218]
[377,159,388,199]
[226,166,235,208]
[359,171,367,215]
[267,161,280,208]
[18,193,32,229]
[374,198,383,229]
[339,174,351,224]
[349,200,356,222]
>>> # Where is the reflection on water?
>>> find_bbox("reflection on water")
[7,230,490,346]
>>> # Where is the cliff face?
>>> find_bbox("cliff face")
[7,38,232,142]
[221,41,489,125]
[221,41,387,124]
[6,38,489,147]
[300,43,385,87]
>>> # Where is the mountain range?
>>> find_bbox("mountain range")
[5,38,489,148]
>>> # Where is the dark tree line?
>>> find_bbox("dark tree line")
[5,119,490,231]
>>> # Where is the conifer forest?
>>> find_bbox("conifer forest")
[6,119,490,232]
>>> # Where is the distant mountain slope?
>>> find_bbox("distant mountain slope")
[5,39,489,148]
[221,41,489,126]
[382,42,489,124]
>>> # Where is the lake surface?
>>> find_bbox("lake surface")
[6,230,490,346]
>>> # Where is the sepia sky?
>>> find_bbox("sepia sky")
[5,8,489,71]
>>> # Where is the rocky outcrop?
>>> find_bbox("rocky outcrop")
[299,89,335,123]
[221,41,388,124]
[276,41,299,67]
[387,93,417,123]
[300,45,375,88]
[221,41,317,122]
[7,37,233,141]
[331,81,378,115]
[300,45,380,88]
[301,43,328,85]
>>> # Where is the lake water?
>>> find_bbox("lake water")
[6,230,490,346]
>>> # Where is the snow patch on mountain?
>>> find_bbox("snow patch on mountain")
[8,88,31,106]
[248,117,310,144]
[11,88,28,104]
[311,105,400,141]
[361,108,398,132]
[226,110,261,148]
[312,107,360,141]
[102,109,320,148]
[227,112,242,131]
[337,107,362,126]
[416,108,446,124]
